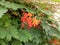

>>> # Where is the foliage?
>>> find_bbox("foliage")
[0,0,60,45]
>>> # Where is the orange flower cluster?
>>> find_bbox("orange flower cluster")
[21,13,41,29]
[49,39,60,44]
[52,39,59,44]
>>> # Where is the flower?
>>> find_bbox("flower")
[32,17,40,27]
[28,13,33,17]
[21,17,26,22]
[48,39,60,44]
[26,17,32,29]
[23,13,33,17]
[52,39,59,44]
[21,12,41,29]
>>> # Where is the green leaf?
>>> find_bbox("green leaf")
[0,19,4,26]
[5,34,11,42]
[7,26,19,39]
[0,39,8,45]
[29,28,42,44]
[12,40,22,45]
[0,1,25,10]
[41,20,50,31]
[30,28,41,38]
[39,8,52,16]
[0,6,7,18]
[25,42,37,45]
[0,27,7,39]
[33,37,42,44]
[0,26,19,40]
[18,29,33,42]
[48,26,60,39]
[0,14,19,40]
[26,8,35,13]
[58,25,60,31]
[41,20,60,39]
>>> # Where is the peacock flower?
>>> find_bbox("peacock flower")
[27,13,33,17]
[32,17,40,27]
[26,17,32,29]
[21,12,41,29]
[21,17,26,22]
[48,39,60,44]
[52,39,59,44]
